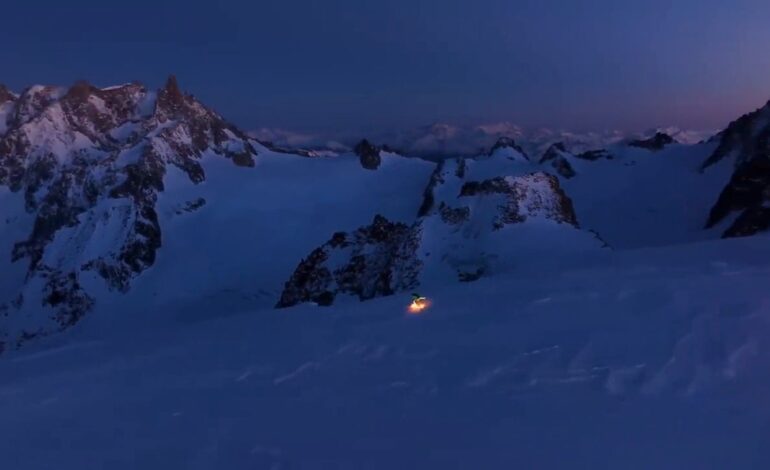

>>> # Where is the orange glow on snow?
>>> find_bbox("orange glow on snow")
[407,298,430,314]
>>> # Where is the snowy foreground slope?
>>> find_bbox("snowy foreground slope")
[2,236,770,469]
[3,79,770,468]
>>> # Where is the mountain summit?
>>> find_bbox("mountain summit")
[0,77,258,350]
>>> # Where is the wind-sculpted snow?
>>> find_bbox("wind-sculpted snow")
[2,237,770,469]
[0,76,259,350]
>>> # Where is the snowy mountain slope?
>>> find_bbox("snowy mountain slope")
[415,145,606,284]
[550,139,735,249]
[85,149,435,330]
[0,76,261,351]
[275,139,606,307]
[1,236,769,469]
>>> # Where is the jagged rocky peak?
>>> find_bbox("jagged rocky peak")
[155,74,188,119]
[487,136,529,160]
[539,142,576,179]
[59,80,148,136]
[701,99,770,237]
[540,142,567,162]
[629,132,677,151]
[11,84,65,126]
[354,138,382,170]
[702,100,770,170]
[0,75,262,353]
[0,84,15,104]
[277,214,422,308]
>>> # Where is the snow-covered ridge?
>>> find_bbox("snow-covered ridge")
[0,76,260,352]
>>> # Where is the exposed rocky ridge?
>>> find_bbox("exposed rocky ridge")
[0,84,13,98]
[629,132,676,151]
[487,137,529,160]
[539,142,576,178]
[416,160,447,217]
[705,158,770,237]
[702,101,770,237]
[0,76,259,350]
[276,215,422,308]
[701,101,770,170]
[354,139,382,170]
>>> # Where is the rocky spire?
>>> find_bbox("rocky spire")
[354,139,382,170]
[0,84,15,104]
[539,142,567,163]
[164,75,182,100]
[63,80,95,103]
[487,136,528,159]
[155,74,187,118]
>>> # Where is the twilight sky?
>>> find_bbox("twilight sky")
[2,0,770,135]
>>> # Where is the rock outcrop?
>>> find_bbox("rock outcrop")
[487,137,529,160]
[575,149,613,161]
[702,101,770,237]
[629,132,676,151]
[354,139,382,170]
[276,215,422,308]
[539,142,576,178]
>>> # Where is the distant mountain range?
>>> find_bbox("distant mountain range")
[251,122,715,160]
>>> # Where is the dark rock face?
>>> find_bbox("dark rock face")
[175,198,207,215]
[705,158,770,237]
[539,142,576,178]
[575,149,613,161]
[40,268,94,330]
[0,76,260,351]
[629,132,676,151]
[487,137,529,160]
[277,215,422,308]
[354,139,382,170]
[417,160,446,217]
[0,84,15,105]
[702,101,770,170]
[702,101,770,237]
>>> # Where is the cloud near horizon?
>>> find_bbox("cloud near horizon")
[250,123,716,159]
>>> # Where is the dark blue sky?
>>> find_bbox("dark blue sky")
[2,0,769,134]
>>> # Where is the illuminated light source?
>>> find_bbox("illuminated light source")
[407,296,430,314]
